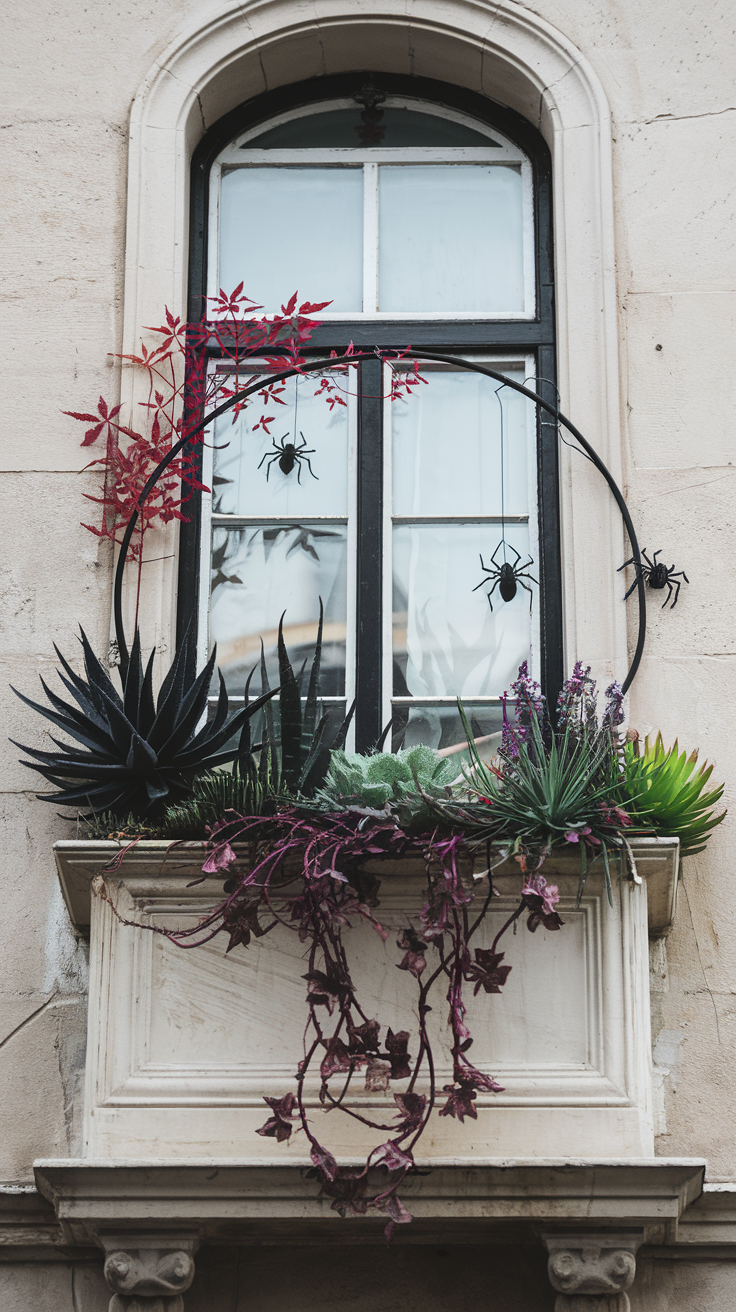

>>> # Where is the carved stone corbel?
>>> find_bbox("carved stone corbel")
[542,1232,644,1312]
[99,1233,199,1312]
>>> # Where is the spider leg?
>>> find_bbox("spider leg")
[490,541,505,568]
[518,578,535,612]
[516,569,539,586]
[473,554,493,589]
[662,578,673,609]
[506,541,522,566]
[263,452,280,482]
[669,577,681,609]
[485,578,501,612]
[256,450,271,470]
[302,455,319,481]
[295,459,302,485]
[623,577,641,601]
[618,555,635,574]
[642,549,655,570]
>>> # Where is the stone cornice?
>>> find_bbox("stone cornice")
[30,1159,703,1248]
[53,836,680,938]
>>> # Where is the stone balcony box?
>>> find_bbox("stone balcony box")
[53,835,680,1165]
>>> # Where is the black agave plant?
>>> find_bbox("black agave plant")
[11,627,276,818]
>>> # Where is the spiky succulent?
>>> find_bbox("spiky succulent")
[622,734,726,856]
[258,601,356,798]
[12,627,275,818]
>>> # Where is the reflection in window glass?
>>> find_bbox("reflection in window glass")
[219,167,364,312]
[213,375,350,517]
[391,367,531,516]
[392,702,503,754]
[210,525,348,695]
[392,522,534,700]
[244,107,500,149]
[378,165,524,312]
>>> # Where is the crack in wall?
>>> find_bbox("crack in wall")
[0,993,59,1051]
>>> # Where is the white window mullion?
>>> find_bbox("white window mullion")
[381,363,394,734]
[362,163,379,314]
[207,162,222,301]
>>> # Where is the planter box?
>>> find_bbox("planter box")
[54,837,679,1164]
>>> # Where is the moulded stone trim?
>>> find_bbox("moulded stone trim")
[32,1159,704,1248]
[118,0,628,694]
[53,837,679,936]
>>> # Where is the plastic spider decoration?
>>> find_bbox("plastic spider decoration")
[473,541,538,611]
[257,432,318,484]
[618,548,689,609]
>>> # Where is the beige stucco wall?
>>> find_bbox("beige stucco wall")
[1,0,735,1225]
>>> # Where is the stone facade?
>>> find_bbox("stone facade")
[2,0,736,1306]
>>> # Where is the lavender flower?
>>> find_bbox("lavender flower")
[557,660,598,735]
[507,661,545,748]
[603,680,625,732]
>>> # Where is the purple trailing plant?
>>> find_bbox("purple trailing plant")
[102,806,563,1240]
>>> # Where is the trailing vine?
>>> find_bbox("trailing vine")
[106,809,563,1241]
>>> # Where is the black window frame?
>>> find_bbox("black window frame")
[181,71,562,751]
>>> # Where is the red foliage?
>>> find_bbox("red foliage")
[65,292,331,574]
[67,290,426,613]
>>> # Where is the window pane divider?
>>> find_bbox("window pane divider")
[211,514,348,524]
[391,696,502,704]
[391,514,529,524]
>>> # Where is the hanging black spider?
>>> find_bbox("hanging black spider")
[618,548,689,609]
[257,431,318,484]
[472,541,538,611]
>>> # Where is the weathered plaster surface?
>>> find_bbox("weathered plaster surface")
[1,0,735,1217]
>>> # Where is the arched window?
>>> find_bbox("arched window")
[183,75,561,752]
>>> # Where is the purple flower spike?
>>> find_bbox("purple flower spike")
[603,680,625,730]
[510,661,545,745]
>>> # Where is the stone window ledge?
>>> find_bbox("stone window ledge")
[53,836,680,939]
[30,1158,703,1249]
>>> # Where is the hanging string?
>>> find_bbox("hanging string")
[494,383,507,564]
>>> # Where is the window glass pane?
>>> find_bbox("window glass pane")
[378,165,524,312]
[219,167,363,313]
[213,375,350,517]
[392,522,534,699]
[391,367,530,516]
[210,525,348,695]
[392,702,503,753]
[245,107,500,149]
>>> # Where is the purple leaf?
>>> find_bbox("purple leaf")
[255,1092,297,1142]
[464,948,512,997]
[364,1060,391,1092]
[396,927,427,979]
[310,1144,338,1182]
[371,1141,414,1172]
[320,1036,352,1081]
[439,1080,478,1122]
[385,1029,412,1081]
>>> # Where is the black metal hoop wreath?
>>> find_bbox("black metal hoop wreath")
[113,351,645,696]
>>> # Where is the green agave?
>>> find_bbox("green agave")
[622,734,726,856]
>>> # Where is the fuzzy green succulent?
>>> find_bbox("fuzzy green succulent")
[314,745,457,826]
